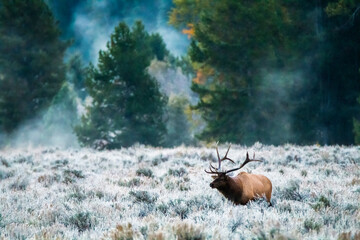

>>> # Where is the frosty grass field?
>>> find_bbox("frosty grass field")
[0,143,359,239]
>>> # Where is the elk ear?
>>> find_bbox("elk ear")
[211,175,217,179]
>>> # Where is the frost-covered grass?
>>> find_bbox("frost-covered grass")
[0,143,359,239]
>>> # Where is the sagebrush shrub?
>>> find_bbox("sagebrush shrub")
[63,169,85,183]
[173,222,205,240]
[119,178,141,187]
[107,223,139,240]
[303,219,321,233]
[0,158,10,167]
[311,195,331,211]
[9,177,28,190]
[136,168,154,178]
[129,191,158,204]
[168,199,190,219]
[67,211,94,232]
[0,169,12,180]
[38,174,61,187]
[168,167,187,177]
[0,213,4,228]
[277,180,303,201]
[68,187,87,202]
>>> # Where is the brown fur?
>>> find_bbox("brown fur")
[210,172,272,205]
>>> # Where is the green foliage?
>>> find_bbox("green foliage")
[290,0,360,145]
[170,0,360,145]
[325,0,359,17]
[188,40,206,63]
[169,0,209,28]
[149,33,169,61]
[0,0,68,134]
[172,0,291,144]
[192,0,286,73]
[75,21,168,148]
[168,55,195,78]
[280,1,360,145]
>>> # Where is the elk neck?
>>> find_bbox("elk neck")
[217,175,244,203]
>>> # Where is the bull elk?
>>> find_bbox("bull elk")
[205,146,272,206]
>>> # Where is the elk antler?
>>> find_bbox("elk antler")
[205,145,235,174]
[224,152,262,174]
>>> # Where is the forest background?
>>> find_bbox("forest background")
[1,0,360,149]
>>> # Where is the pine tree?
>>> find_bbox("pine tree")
[0,0,68,133]
[171,0,288,144]
[171,0,360,145]
[75,21,168,148]
[291,0,360,145]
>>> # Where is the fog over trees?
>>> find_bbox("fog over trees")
[0,0,360,147]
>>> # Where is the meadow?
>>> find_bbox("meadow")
[0,143,359,239]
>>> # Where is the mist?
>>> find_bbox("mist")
[0,83,81,149]
[4,112,79,149]
[0,0,194,149]
[48,0,190,63]
[148,59,196,102]
[2,1,358,148]
[248,70,305,145]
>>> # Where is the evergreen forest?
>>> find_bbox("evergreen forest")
[0,0,360,148]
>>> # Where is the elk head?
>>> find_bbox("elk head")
[205,145,262,189]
